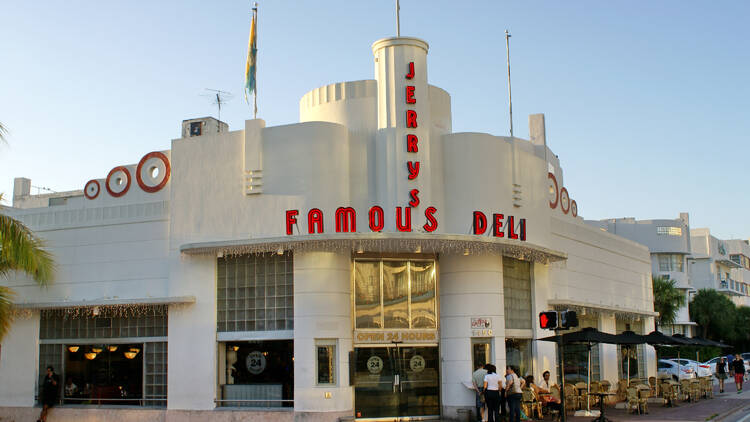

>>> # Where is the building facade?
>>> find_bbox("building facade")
[689,229,750,308]
[0,37,656,421]
[587,214,697,336]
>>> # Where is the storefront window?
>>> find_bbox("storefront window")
[559,318,600,384]
[63,343,143,405]
[354,259,437,330]
[219,340,294,407]
[505,338,532,378]
[316,340,336,385]
[38,307,168,407]
[383,262,409,328]
[355,261,381,328]
[616,320,645,379]
[472,338,492,369]
[503,258,532,330]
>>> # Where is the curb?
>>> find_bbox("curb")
[713,400,750,422]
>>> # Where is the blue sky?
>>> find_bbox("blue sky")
[1,1,748,239]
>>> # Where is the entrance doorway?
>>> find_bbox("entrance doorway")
[353,345,440,420]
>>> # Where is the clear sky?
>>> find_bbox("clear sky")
[1,1,748,239]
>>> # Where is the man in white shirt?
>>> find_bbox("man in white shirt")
[539,370,552,393]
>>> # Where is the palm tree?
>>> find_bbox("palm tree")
[652,276,685,330]
[0,122,56,341]
[689,288,736,340]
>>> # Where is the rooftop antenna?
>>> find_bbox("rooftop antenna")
[32,185,56,195]
[396,0,401,37]
[201,89,233,131]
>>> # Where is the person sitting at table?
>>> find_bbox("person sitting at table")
[526,375,561,410]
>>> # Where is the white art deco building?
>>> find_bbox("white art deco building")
[0,36,657,421]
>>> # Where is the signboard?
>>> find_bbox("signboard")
[471,317,493,337]
[354,330,438,344]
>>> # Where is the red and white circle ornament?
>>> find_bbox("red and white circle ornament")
[136,152,171,193]
[106,166,131,197]
[547,173,559,209]
[559,187,570,214]
[571,200,578,218]
[84,180,100,200]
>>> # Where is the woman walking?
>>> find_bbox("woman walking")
[716,357,728,393]
[483,364,504,422]
[505,365,525,422]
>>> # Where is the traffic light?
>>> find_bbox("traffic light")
[560,310,579,329]
[539,311,558,330]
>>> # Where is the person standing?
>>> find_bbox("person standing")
[483,364,504,422]
[38,366,59,422]
[716,357,728,393]
[505,365,525,422]
[473,363,488,422]
[732,354,745,393]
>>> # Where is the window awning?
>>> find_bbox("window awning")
[548,299,658,320]
[14,296,196,310]
[180,233,567,264]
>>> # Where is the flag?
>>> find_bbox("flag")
[244,9,257,104]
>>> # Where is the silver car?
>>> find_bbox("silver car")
[658,359,696,381]
[669,358,712,378]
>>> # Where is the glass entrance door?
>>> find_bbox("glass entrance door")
[353,346,440,420]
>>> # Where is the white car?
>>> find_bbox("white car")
[703,355,750,378]
[668,359,712,378]
[658,359,696,381]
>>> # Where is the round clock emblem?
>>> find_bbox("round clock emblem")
[246,351,267,375]
[409,355,426,373]
[559,187,570,214]
[366,356,384,374]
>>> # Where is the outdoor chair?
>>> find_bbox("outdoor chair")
[522,387,543,420]
[616,379,628,401]
[648,376,657,397]
[563,384,578,412]
[574,382,587,409]
[660,382,677,406]
[549,385,562,421]
[599,380,611,393]
[679,379,693,402]
[588,381,601,406]
[702,377,714,399]
[626,387,641,414]
[689,379,701,401]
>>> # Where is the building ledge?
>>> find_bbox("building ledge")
[13,296,196,310]
[180,233,567,264]
[549,299,658,318]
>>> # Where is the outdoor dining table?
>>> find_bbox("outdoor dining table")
[590,392,616,422]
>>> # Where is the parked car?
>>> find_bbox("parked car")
[668,358,712,378]
[703,355,750,377]
[703,356,723,374]
[658,359,696,381]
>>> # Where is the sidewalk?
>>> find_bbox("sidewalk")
[564,383,750,422]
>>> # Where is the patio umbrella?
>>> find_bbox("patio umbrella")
[645,331,692,387]
[612,330,647,387]
[669,334,704,378]
[538,328,621,415]
[692,336,730,348]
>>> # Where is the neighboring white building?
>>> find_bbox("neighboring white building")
[689,229,750,308]
[0,37,656,421]
[587,214,697,337]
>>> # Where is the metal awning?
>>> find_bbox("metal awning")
[14,296,196,310]
[549,299,659,319]
[180,233,567,264]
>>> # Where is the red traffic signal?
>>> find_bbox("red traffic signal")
[539,311,558,330]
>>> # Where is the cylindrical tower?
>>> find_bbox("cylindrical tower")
[372,37,433,231]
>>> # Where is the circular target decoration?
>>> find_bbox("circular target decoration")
[367,356,384,374]
[246,351,267,375]
[409,355,426,373]
[105,166,131,197]
[547,172,559,209]
[571,200,578,218]
[560,187,570,214]
[84,180,100,200]
[136,151,170,193]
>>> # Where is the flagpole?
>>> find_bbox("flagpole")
[505,29,513,138]
[253,3,258,119]
[396,0,400,37]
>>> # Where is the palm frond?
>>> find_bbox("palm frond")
[0,214,55,285]
[0,286,15,340]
